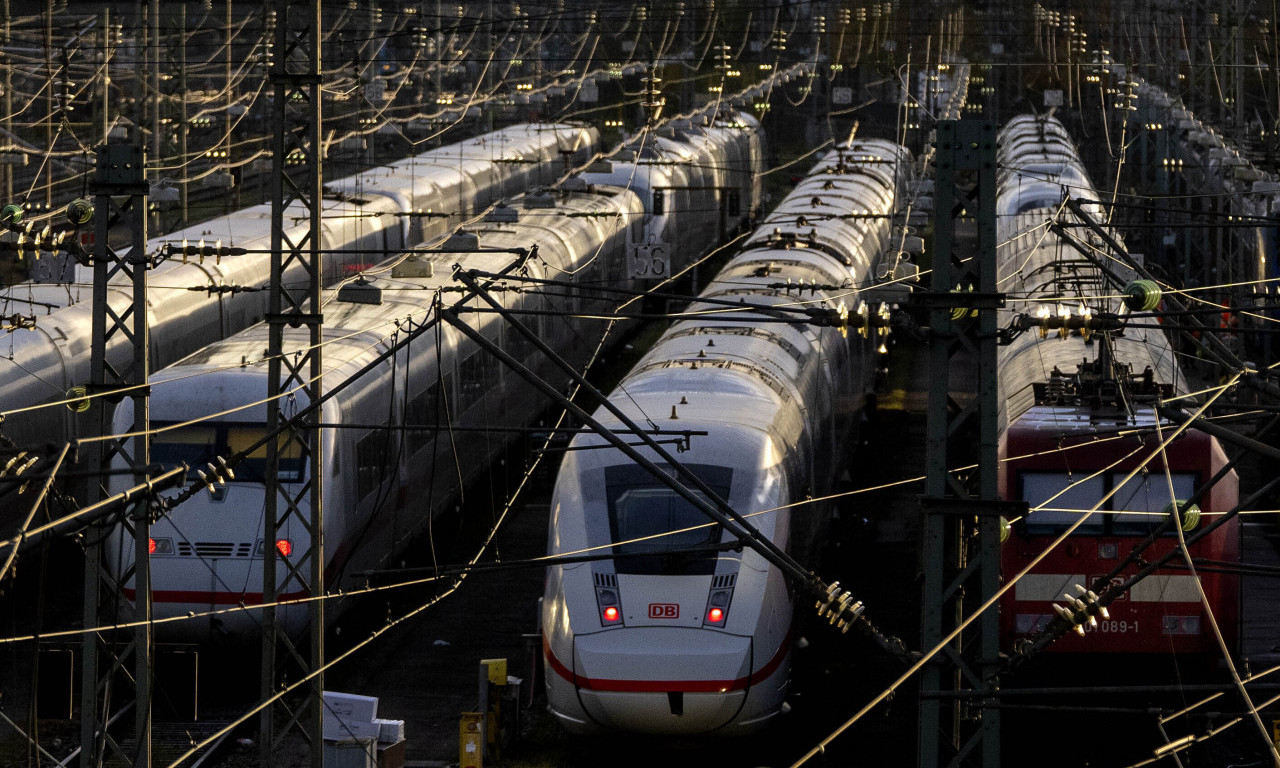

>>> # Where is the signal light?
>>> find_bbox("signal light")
[705,587,733,626]
[276,539,293,557]
[603,606,620,623]
[149,537,156,554]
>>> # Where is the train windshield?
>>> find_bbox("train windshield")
[605,463,731,576]
[1021,471,1197,535]
[152,422,307,483]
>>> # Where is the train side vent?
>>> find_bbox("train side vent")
[593,573,618,587]
[337,276,382,305]
[712,574,737,589]
[484,203,519,223]
[523,191,556,209]
[392,254,434,279]
[442,231,480,251]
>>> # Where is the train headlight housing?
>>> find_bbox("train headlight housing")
[255,538,295,558]
[1161,615,1201,635]
[148,537,174,556]
[704,588,733,626]
[596,587,622,626]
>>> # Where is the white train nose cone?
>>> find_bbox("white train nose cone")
[569,627,762,734]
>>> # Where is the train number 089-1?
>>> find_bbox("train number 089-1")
[1083,620,1138,634]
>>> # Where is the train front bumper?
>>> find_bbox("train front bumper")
[555,627,771,735]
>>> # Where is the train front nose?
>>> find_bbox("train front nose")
[571,627,753,734]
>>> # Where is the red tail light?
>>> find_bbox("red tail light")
[276,539,293,557]
[148,538,156,554]
[603,606,620,623]
[707,607,724,623]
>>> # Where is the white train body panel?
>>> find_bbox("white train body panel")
[542,138,911,735]
[0,123,600,445]
[102,109,766,641]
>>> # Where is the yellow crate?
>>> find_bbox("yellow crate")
[460,712,484,768]
[480,658,507,685]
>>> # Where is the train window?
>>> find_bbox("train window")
[356,432,390,499]
[727,190,741,217]
[228,426,306,483]
[505,318,535,364]
[458,342,499,412]
[405,371,455,453]
[604,463,731,576]
[1015,197,1061,214]
[652,190,665,216]
[152,425,218,473]
[1109,473,1196,534]
[1021,471,1199,535]
[1021,473,1106,534]
[405,384,437,455]
[153,423,309,483]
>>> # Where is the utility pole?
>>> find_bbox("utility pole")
[260,0,324,766]
[917,119,1004,768]
[178,4,188,228]
[3,0,12,206]
[43,0,52,210]
[79,130,152,768]
[225,0,236,211]
[149,0,160,233]
[99,7,112,145]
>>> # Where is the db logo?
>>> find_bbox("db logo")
[648,603,679,619]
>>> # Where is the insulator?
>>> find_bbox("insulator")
[1122,279,1161,311]
[0,203,23,230]
[66,198,94,226]
[1165,500,1201,532]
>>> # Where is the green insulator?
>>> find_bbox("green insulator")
[999,516,1011,544]
[1123,279,1161,312]
[0,204,23,229]
[65,385,90,413]
[65,198,93,226]
[1164,501,1201,532]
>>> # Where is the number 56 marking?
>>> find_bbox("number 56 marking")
[630,244,670,279]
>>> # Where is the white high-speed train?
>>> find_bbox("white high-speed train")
[541,138,911,735]
[105,107,766,640]
[0,122,598,446]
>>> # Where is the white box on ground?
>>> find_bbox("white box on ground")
[374,718,405,743]
[323,691,379,741]
[327,719,381,741]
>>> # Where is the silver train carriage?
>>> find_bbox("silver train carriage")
[105,109,768,640]
[541,138,911,736]
[107,181,645,640]
[579,110,764,278]
[995,113,1182,431]
[0,123,598,446]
